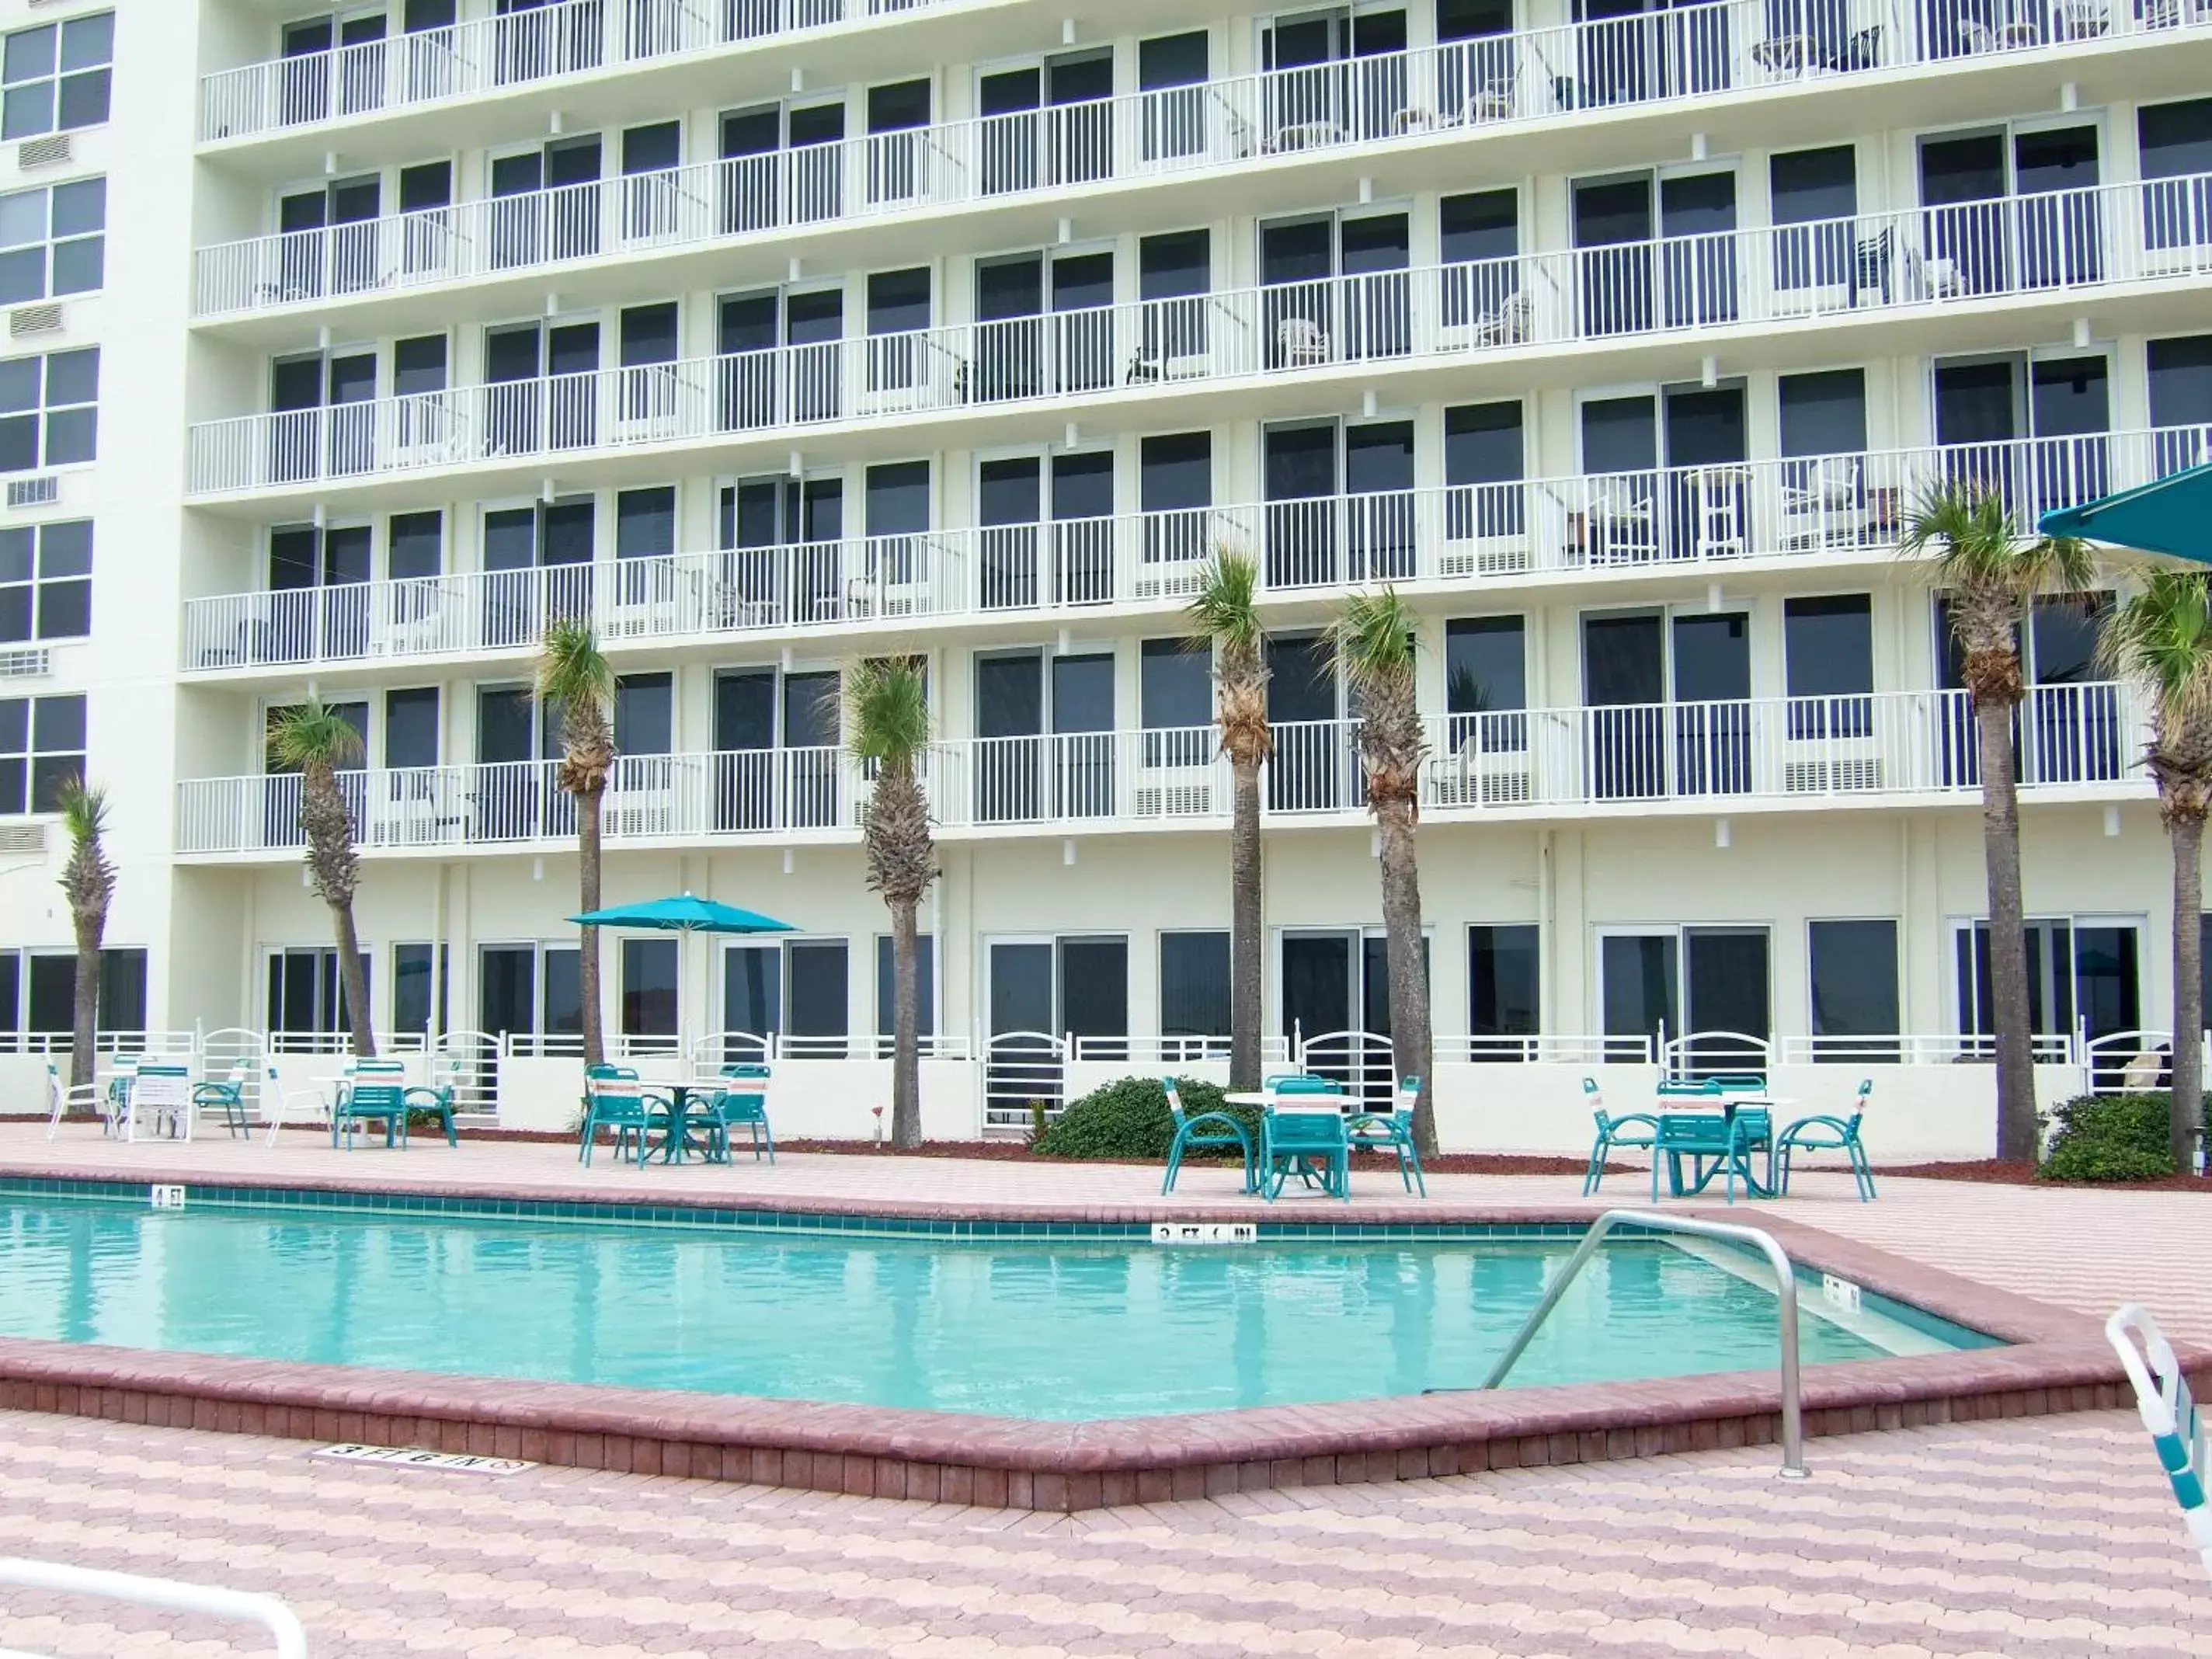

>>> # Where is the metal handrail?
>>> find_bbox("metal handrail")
[0,1558,308,1657]
[1479,1209,1808,1478]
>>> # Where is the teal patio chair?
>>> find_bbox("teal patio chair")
[1261,1108,1351,1202]
[704,1063,775,1163]
[1582,1076,1659,1196]
[578,1075,668,1167]
[1161,1077,1254,1195]
[1267,1073,1343,1098]
[1348,1074,1426,1196]
[1772,1078,1875,1200]
[192,1063,255,1139]
[402,1059,463,1148]
[1652,1107,1774,1203]
[2109,1303,2212,1581]
[332,1078,408,1149]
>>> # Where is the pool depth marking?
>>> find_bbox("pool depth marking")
[312,1444,535,1476]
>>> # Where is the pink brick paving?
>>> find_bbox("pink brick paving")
[0,1125,2208,1653]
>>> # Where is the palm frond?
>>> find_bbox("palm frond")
[266,699,364,771]
[1901,479,2097,596]
[2102,569,2212,731]
[533,616,614,719]
[1185,546,1262,653]
[55,776,106,847]
[1331,586,1417,697]
[845,656,930,765]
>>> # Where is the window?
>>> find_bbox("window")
[2,12,112,140]
[1444,616,1525,754]
[388,510,443,580]
[393,942,447,1038]
[0,347,95,471]
[266,946,367,1037]
[1600,927,1770,1071]
[614,672,672,755]
[1783,594,1872,737]
[1160,930,1229,1049]
[477,942,579,1051]
[1807,920,1897,1057]
[0,692,82,812]
[621,937,678,1039]
[1468,925,1539,1053]
[0,176,101,303]
[1777,368,1867,457]
[2,945,140,1040]
[874,933,936,1049]
[725,938,849,1054]
[0,519,88,642]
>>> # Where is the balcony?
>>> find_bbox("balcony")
[190,0,2212,317]
[181,176,2212,502]
[176,426,2204,677]
[174,683,2144,857]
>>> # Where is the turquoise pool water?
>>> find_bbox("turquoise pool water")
[0,1197,1990,1419]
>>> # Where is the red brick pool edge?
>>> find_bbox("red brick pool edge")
[0,1168,2195,1511]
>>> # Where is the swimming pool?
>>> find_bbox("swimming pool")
[0,1195,1995,1419]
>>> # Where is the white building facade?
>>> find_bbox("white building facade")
[5,0,2209,1151]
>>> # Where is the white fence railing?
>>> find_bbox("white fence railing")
[186,172,2212,496]
[177,424,2212,675]
[196,0,2210,257]
[201,0,950,144]
[173,683,2146,857]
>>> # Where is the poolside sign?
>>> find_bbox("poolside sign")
[312,1444,535,1476]
[1151,1222,1257,1246]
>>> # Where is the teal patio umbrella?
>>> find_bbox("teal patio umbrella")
[568,893,796,934]
[2040,460,2212,562]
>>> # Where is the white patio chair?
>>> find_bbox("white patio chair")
[263,1063,334,1147]
[43,1063,100,1142]
[2107,1305,2212,1581]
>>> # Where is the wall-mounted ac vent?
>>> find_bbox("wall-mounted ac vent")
[0,648,49,679]
[9,304,61,337]
[0,823,46,854]
[7,475,57,508]
[16,135,70,171]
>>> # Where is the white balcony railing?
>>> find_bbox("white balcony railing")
[175,683,2144,855]
[176,426,2212,675]
[185,174,2212,496]
[196,0,2207,211]
[200,0,934,144]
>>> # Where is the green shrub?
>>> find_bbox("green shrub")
[1031,1075,1259,1161]
[2037,1090,2207,1183]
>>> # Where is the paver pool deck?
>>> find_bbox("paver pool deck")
[0,1124,2206,1655]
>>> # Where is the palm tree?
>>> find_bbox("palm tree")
[266,700,377,1059]
[1334,589,1436,1156]
[1188,549,1270,1091]
[2099,569,2212,1171]
[1903,483,2092,1160]
[847,656,937,1149]
[55,777,112,1093]
[535,617,616,1070]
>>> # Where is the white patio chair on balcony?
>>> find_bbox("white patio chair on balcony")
[1276,315,1332,367]
[1778,457,1867,548]
[1583,477,1656,565]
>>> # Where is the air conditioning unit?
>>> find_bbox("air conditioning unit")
[7,475,57,508]
[1785,756,1883,794]
[1432,767,1532,808]
[9,304,61,338]
[0,822,45,854]
[0,647,49,679]
[606,799,674,837]
[16,134,69,171]
[1439,537,1532,577]
[1134,781,1216,817]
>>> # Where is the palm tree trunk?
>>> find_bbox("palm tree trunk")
[68,934,99,1093]
[1974,694,2038,1160]
[1229,757,1264,1091]
[331,899,377,1059]
[2170,811,2204,1173]
[891,896,921,1149]
[578,786,604,1069]
[1376,801,1435,1156]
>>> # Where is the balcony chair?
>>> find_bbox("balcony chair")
[1581,1076,1659,1195]
[1583,475,1656,563]
[1348,1074,1427,1196]
[1161,1076,1254,1195]
[1275,315,1332,367]
[1778,456,1866,548]
[1772,1078,1876,1201]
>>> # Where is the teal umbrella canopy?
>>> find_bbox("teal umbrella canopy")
[569,893,796,934]
[2039,461,2212,563]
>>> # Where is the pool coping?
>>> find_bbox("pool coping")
[0,1161,2195,1511]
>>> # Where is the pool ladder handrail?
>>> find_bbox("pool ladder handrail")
[1480,1209,1809,1480]
[0,1557,308,1657]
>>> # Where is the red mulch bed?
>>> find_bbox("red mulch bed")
[1873,1157,2212,1191]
